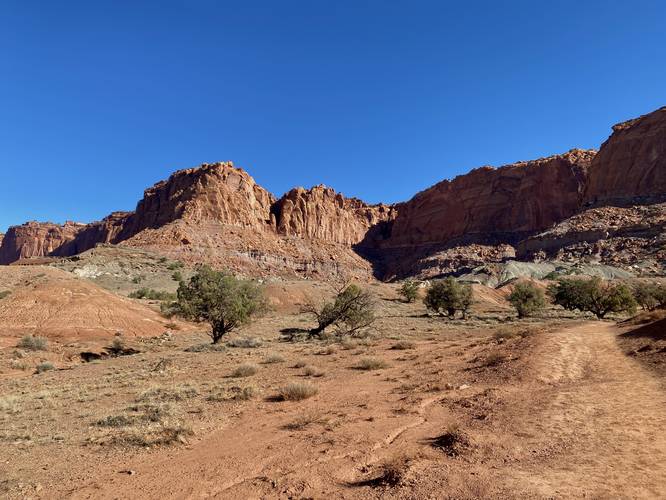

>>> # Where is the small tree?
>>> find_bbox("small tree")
[633,282,666,311]
[548,277,636,319]
[303,283,376,338]
[170,266,267,343]
[424,277,473,319]
[399,280,419,303]
[508,281,546,319]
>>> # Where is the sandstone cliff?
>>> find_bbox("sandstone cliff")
[380,149,595,249]
[0,221,85,265]
[585,106,666,205]
[273,185,394,245]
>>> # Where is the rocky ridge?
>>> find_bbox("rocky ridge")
[1,106,664,279]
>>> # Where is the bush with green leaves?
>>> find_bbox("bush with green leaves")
[633,282,666,311]
[398,280,420,303]
[548,277,637,319]
[302,283,376,338]
[166,266,267,344]
[508,281,546,319]
[424,277,473,319]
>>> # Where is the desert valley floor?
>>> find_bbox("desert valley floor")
[1,256,665,499]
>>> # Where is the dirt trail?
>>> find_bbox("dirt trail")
[512,322,666,498]
[51,322,666,499]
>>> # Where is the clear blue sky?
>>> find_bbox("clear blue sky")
[1,1,665,232]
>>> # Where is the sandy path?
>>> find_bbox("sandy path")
[512,322,666,498]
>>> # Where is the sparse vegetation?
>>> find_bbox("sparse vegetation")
[508,281,546,318]
[139,385,199,402]
[0,290,11,300]
[231,363,259,378]
[303,365,325,377]
[398,280,420,303]
[35,361,55,373]
[429,424,470,457]
[17,335,48,351]
[167,261,184,271]
[356,357,388,370]
[391,340,416,350]
[166,266,267,344]
[172,271,183,282]
[278,382,319,401]
[227,337,262,348]
[548,277,637,319]
[185,343,227,353]
[302,283,376,338]
[129,288,176,301]
[424,277,473,319]
[263,353,285,364]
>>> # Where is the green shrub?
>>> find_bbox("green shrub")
[17,335,48,351]
[508,282,546,318]
[165,266,267,344]
[398,281,419,303]
[0,290,11,300]
[633,282,666,311]
[172,271,183,282]
[302,283,376,337]
[548,277,637,319]
[424,278,473,319]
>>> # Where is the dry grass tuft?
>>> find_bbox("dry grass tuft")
[17,335,48,351]
[356,357,388,371]
[278,382,318,401]
[227,337,262,348]
[35,361,55,373]
[232,363,259,378]
[428,424,471,457]
[391,340,415,350]
[263,353,285,364]
[303,365,325,377]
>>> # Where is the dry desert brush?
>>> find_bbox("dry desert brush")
[165,265,267,343]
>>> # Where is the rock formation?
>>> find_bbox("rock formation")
[1,106,664,278]
[585,107,666,206]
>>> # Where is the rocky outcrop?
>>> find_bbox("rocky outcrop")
[0,221,85,265]
[380,149,595,249]
[55,212,132,257]
[585,107,666,206]
[117,162,276,239]
[273,185,394,245]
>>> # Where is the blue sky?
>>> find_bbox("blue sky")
[1,0,665,232]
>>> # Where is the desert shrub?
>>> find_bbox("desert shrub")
[356,357,388,370]
[17,335,48,351]
[302,283,376,338]
[131,275,143,284]
[231,363,259,378]
[279,382,318,401]
[35,361,55,373]
[171,271,183,282]
[139,385,199,402]
[293,359,308,368]
[508,281,546,318]
[429,424,470,457]
[633,282,666,311]
[184,343,226,353]
[166,266,267,344]
[113,423,193,447]
[227,337,262,348]
[424,278,473,319]
[95,414,136,427]
[303,365,325,377]
[398,280,419,303]
[548,277,637,319]
[391,340,415,350]
[167,261,184,270]
[129,288,176,301]
[263,353,285,364]
[0,290,11,300]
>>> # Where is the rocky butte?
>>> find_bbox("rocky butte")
[1,106,664,278]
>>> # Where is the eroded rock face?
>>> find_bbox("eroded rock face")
[585,107,666,206]
[118,162,276,239]
[273,185,395,246]
[55,212,132,257]
[0,221,85,264]
[381,149,595,249]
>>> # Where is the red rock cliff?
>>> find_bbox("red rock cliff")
[273,185,394,245]
[381,149,595,248]
[0,221,85,264]
[585,106,666,205]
